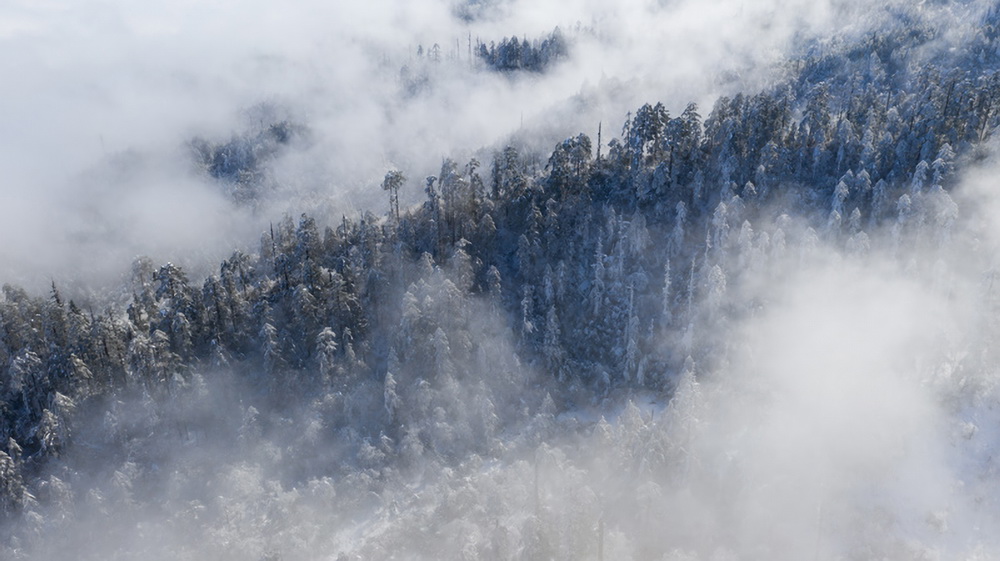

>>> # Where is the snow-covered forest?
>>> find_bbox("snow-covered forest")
[5,0,1000,559]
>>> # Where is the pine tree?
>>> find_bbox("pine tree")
[0,450,26,516]
[382,169,405,221]
[316,327,339,385]
[543,305,564,381]
[662,260,673,328]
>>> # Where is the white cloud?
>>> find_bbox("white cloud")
[0,0,924,292]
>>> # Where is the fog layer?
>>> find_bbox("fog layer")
[0,0,924,290]
[4,1,1000,560]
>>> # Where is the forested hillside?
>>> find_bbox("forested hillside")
[5,1,1000,559]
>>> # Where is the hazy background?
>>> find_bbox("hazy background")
[0,0,913,293]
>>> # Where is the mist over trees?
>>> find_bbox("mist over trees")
[5,1,1000,559]
[189,113,306,206]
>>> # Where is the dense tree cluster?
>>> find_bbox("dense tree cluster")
[189,119,304,204]
[399,28,569,98]
[476,28,569,73]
